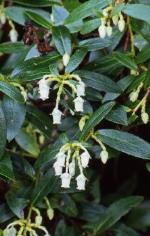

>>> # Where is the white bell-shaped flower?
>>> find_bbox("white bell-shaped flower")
[100,150,109,164]
[76,173,87,190]
[118,16,125,32]
[52,107,62,124]
[98,24,106,39]
[9,29,18,42]
[76,81,85,97]
[112,15,118,25]
[80,151,91,168]
[61,172,71,188]
[106,25,112,37]
[56,151,66,166]
[73,96,84,112]
[53,161,63,176]
[3,227,17,236]
[38,78,50,100]
[63,53,70,67]
[69,159,75,176]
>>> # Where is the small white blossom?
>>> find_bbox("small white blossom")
[61,172,71,188]
[52,107,62,124]
[35,215,42,225]
[74,96,84,112]
[112,15,118,25]
[129,91,138,102]
[106,25,112,37]
[53,161,63,176]
[76,173,87,190]
[100,150,109,164]
[118,16,125,32]
[3,227,17,236]
[63,53,70,67]
[69,159,75,176]
[80,151,91,168]
[9,28,18,42]
[56,151,66,166]
[38,78,50,100]
[141,112,149,124]
[98,24,106,39]
[76,81,85,97]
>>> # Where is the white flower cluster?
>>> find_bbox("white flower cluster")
[3,207,50,236]
[38,74,85,125]
[53,143,91,190]
[98,5,125,39]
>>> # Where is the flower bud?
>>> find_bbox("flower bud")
[76,173,87,190]
[38,78,49,100]
[9,29,18,42]
[100,150,109,164]
[141,112,149,124]
[73,96,84,112]
[98,24,106,39]
[0,12,6,25]
[80,151,91,168]
[52,107,62,124]
[61,172,71,188]
[106,25,112,37]
[63,53,70,67]
[35,215,42,225]
[129,91,138,102]
[53,161,63,176]
[76,81,85,97]
[112,15,118,25]
[47,208,54,220]
[118,17,125,32]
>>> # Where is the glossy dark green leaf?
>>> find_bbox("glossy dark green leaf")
[0,42,27,54]
[96,129,150,159]
[79,102,115,141]
[0,106,6,158]
[65,48,87,73]
[78,37,111,51]
[0,153,14,181]
[123,4,150,24]
[113,52,138,70]
[0,82,24,103]
[136,43,150,64]
[91,196,143,235]
[76,70,122,93]
[52,26,71,55]
[106,105,128,126]
[80,18,100,35]
[12,0,61,7]
[25,11,52,29]
[15,129,40,157]
[2,96,26,142]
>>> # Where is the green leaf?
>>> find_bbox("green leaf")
[78,37,111,51]
[65,48,87,73]
[0,42,27,54]
[0,153,14,181]
[25,11,52,29]
[106,105,128,126]
[0,82,24,103]
[65,0,110,24]
[96,129,150,159]
[79,102,115,141]
[0,106,6,158]
[80,18,100,35]
[12,0,61,7]
[123,4,150,24]
[113,52,138,70]
[58,194,78,217]
[76,70,122,93]
[52,26,72,55]
[26,105,52,137]
[15,129,40,157]
[92,196,143,235]
[2,96,26,142]
[136,43,150,64]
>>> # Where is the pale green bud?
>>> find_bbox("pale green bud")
[62,53,70,67]
[100,150,109,164]
[129,91,138,102]
[35,215,42,225]
[47,208,54,220]
[141,112,149,124]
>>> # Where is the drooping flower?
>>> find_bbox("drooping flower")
[76,81,85,97]
[61,172,71,188]
[56,151,66,166]
[118,15,125,32]
[35,215,42,225]
[98,24,106,39]
[9,28,18,42]
[112,15,118,25]
[129,91,138,102]
[69,159,75,176]
[80,151,91,168]
[3,227,17,236]
[73,96,84,112]
[100,150,109,164]
[141,112,149,124]
[63,53,70,67]
[53,161,63,176]
[38,78,50,100]
[0,12,6,25]
[52,107,63,124]
[106,25,112,37]
[76,173,87,190]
